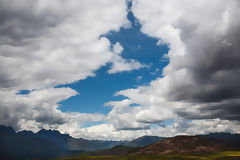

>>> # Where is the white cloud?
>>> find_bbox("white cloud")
[0,0,134,91]
[0,87,106,137]
[0,87,75,129]
[78,123,157,140]
[105,99,150,130]
[74,118,240,140]
[108,42,145,74]
[136,75,142,81]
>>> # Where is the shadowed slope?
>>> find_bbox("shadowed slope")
[125,136,164,147]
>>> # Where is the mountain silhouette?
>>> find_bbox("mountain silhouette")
[201,132,240,148]
[0,125,72,160]
[2,125,239,159]
[0,125,163,159]
[36,129,71,149]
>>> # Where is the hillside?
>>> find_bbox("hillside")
[132,135,234,155]
[86,135,237,157]
[125,135,164,147]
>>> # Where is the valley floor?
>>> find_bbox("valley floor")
[58,151,240,160]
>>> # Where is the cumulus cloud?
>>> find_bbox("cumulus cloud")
[75,118,240,140]
[105,99,150,130]
[78,123,159,140]
[108,42,145,74]
[132,0,240,104]
[103,0,240,136]
[0,0,146,135]
[0,87,105,135]
[0,0,141,91]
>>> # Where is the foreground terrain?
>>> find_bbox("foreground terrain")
[59,151,240,160]
[59,135,240,160]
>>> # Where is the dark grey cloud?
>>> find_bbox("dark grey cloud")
[177,99,240,121]
[160,1,240,122]
[170,27,240,103]
[0,0,62,45]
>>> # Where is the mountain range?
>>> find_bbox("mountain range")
[0,125,164,160]
[89,135,240,157]
[1,125,240,160]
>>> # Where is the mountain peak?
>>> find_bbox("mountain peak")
[0,125,15,135]
[36,129,71,138]
[37,129,61,134]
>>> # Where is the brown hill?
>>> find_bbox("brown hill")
[132,135,233,155]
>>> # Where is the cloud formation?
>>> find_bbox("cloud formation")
[103,0,240,137]
[0,0,137,91]
[0,0,145,136]
[1,0,240,140]
[108,42,145,74]
[0,88,105,133]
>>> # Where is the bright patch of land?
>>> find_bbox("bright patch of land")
[58,151,240,160]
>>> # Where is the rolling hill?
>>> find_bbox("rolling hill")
[85,135,240,157]
[58,135,240,160]
[131,135,234,155]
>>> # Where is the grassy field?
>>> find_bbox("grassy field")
[58,151,240,160]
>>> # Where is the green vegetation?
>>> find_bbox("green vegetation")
[58,151,240,160]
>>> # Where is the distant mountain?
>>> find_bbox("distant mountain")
[125,135,164,147]
[2,125,239,159]
[0,125,164,160]
[200,132,240,148]
[36,129,71,149]
[31,128,127,151]
[0,125,74,160]
[69,135,163,151]
[67,137,115,151]
[90,145,136,156]
[131,135,235,155]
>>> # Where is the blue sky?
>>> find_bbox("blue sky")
[58,2,169,115]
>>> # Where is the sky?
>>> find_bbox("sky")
[0,0,240,140]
